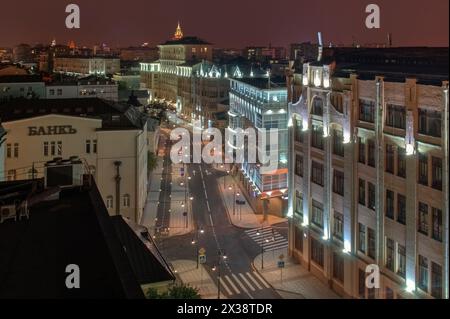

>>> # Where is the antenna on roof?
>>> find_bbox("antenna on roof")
[317,32,323,61]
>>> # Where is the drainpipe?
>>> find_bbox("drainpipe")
[114,161,122,216]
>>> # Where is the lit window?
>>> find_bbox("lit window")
[123,194,130,208]
[106,196,114,209]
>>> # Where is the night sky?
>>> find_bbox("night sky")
[0,0,448,48]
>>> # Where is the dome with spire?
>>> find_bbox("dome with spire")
[173,22,184,40]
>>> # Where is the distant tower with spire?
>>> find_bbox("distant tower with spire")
[173,22,184,40]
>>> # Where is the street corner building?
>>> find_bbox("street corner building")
[285,46,449,299]
[0,98,150,224]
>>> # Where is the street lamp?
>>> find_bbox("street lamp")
[214,250,227,299]
[192,227,204,269]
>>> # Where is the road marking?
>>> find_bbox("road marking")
[232,273,250,294]
[246,272,263,290]
[252,271,271,288]
[224,275,240,295]
[219,277,233,296]
[206,201,211,212]
[209,214,214,226]
[238,273,255,291]
[245,227,288,252]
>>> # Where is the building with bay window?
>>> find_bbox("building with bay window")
[286,47,448,299]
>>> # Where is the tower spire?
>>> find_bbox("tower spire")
[173,21,184,40]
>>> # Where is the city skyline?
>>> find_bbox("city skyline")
[0,0,448,48]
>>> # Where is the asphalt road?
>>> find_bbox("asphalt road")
[157,120,288,299]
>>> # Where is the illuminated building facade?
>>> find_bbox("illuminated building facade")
[53,56,120,76]
[228,76,288,217]
[286,47,449,299]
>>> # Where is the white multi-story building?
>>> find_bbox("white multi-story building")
[0,98,149,223]
[53,56,120,76]
[286,47,449,299]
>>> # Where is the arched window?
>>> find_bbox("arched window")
[123,194,130,208]
[106,196,113,209]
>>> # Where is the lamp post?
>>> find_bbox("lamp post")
[213,250,227,299]
[191,226,204,269]
[228,184,236,216]
[257,227,264,269]
[236,192,241,221]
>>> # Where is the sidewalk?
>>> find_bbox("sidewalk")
[171,260,225,299]
[218,175,287,229]
[253,248,340,299]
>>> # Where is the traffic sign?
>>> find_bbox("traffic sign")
[180,167,185,177]
[199,255,207,264]
[278,261,285,269]
[198,248,206,255]
[279,254,285,260]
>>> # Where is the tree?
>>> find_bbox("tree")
[145,284,201,299]
[147,151,158,173]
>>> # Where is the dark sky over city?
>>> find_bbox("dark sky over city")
[0,0,448,48]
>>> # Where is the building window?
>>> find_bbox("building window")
[368,140,375,167]
[312,98,323,116]
[43,142,49,157]
[333,252,344,283]
[294,227,303,253]
[358,179,366,206]
[106,196,114,209]
[358,137,366,164]
[418,202,429,236]
[13,143,19,158]
[359,269,366,299]
[86,140,91,154]
[386,104,406,129]
[386,190,394,219]
[294,119,304,143]
[50,141,56,156]
[333,170,344,196]
[419,255,429,292]
[333,211,344,240]
[385,144,395,174]
[397,194,406,225]
[397,244,406,278]
[295,191,303,220]
[431,262,442,299]
[311,200,324,229]
[385,287,394,299]
[311,125,324,150]
[397,147,406,178]
[418,152,428,186]
[368,182,376,211]
[359,223,366,253]
[6,143,12,158]
[7,169,16,181]
[431,157,442,191]
[368,228,376,259]
[419,109,441,138]
[93,140,98,154]
[295,155,303,177]
[359,99,375,123]
[123,194,130,208]
[311,161,324,186]
[311,238,324,267]
[333,130,344,157]
[432,208,442,242]
[57,141,62,156]
[385,238,395,271]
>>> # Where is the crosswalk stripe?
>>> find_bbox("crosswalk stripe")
[246,272,263,290]
[224,275,240,295]
[263,241,288,250]
[239,273,255,291]
[252,271,271,289]
[253,235,285,244]
[219,277,233,296]
[232,273,250,294]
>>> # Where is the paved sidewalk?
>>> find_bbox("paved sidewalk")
[218,175,287,229]
[253,248,340,299]
[171,260,225,299]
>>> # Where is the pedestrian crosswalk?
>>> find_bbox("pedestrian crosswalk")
[219,271,271,297]
[244,227,288,252]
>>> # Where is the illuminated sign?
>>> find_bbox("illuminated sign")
[28,126,77,136]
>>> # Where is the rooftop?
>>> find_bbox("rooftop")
[0,179,174,299]
[0,74,43,83]
[318,47,449,85]
[234,76,287,90]
[0,98,147,130]
[161,36,211,46]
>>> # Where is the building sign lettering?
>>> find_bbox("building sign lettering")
[28,126,78,136]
